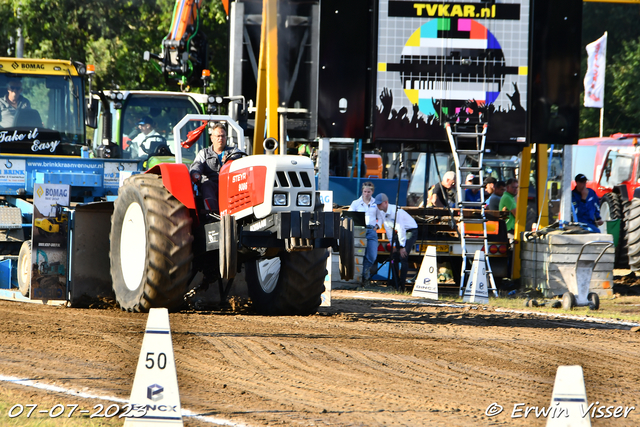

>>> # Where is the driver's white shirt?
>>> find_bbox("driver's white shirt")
[130,129,160,158]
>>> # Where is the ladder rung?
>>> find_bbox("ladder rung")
[459,166,482,172]
[451,131,484,137]
[457,150,483,155]
[461,219,486,224]
[460,184,484,189]
[464,269,493,274]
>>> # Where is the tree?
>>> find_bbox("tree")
[580,3,640,137]
[1,0,228,94]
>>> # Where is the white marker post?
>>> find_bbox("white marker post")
[412,246,439,300]
[124,308,183,426]
[319,190,333,307]
[546,365,591,427]
[463,251,489,304]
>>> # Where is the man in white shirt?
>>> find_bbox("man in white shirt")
[348,182,385,286]
[129,116,163,158]
[375,193,418,291]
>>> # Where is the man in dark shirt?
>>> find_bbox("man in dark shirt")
[190,123,244,213]
[427,171,456,208]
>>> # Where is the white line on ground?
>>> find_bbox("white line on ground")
[0,374,251,426]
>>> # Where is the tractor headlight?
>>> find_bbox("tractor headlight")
[273,193,287,206]
[297,193,311,207]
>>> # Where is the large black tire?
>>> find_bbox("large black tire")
[618,200,630,268]
[17,240,31,296]
[110,174,194,312]
[245,249,328,315]
[339,217,355,281]
[600,192,626,267]
[625,199,640,271]
[600,192,623,225]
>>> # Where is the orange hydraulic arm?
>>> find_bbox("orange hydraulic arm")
[167,0,201,43]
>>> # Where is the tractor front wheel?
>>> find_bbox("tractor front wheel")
[110,174,194,312]
[245,249,328,315]
[17,240,31,296]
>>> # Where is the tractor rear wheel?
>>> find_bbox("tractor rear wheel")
[110,174,194,312]
[600,192,627,267]
[245,249,328,315]
[17,240,31,296]
[625,199,640,270]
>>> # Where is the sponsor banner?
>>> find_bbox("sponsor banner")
[0,159,26,185]
[30,183,70,301]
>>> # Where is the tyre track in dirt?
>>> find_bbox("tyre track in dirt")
[2,295,640,426]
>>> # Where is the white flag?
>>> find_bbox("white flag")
[584,32,607,108]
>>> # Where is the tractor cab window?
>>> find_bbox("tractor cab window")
[0,74,85,155]
[118,94,205,162]
[600,151,633,188]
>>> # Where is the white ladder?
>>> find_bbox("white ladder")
[444,122,498,298]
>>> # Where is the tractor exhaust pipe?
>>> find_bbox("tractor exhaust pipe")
[263,137,278,155]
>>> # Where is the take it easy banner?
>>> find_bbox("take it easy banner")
[374,0,530,144]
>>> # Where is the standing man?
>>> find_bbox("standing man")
[487,180,506,211]
[375,193,418,291]
[348,182,384,286]
[427,171,456,207]
[190,122,245,213]
[572,173,603,233]
[499,178,518,240]
[0,79,31,128]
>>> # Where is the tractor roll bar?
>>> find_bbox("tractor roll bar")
[172,114,246,164]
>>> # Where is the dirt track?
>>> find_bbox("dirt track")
[1,291,640,426]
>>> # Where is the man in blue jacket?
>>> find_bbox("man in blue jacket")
[571,173,603,233]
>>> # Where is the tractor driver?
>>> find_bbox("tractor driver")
[190,122,245,214]
[0,79,31,128]
[129,116,163,158]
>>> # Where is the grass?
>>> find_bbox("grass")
[354,282,640,324]
[486,295,640,324]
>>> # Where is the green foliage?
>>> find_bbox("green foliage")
[580,3,640,138]
[1,0,228,94]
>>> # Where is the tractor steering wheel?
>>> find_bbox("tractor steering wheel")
[140,135,171,156]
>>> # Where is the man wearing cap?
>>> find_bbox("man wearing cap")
[129,116,163,158]
[464,174,482,206]
[483,176,497,202]
[0,78,32,128]
[572,173,603,233]
[375,193,418,291]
